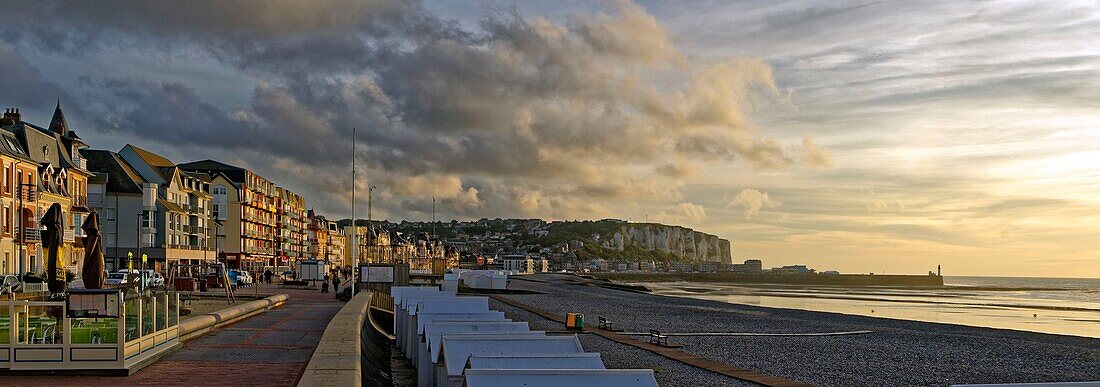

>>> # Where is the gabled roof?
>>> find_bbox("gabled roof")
[125,144,174,168]
[80,149,145,194]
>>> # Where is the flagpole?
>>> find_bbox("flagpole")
[351,127,357,295]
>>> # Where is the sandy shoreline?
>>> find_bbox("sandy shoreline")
[492,274,1100,386]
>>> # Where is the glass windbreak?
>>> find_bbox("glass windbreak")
[71,317,119,344]
[167,292,178,327]
[125,293,139,341]
[141,293,154,337]
[156,293,168,331]
[0,306,8,344]
[26,305,64,344]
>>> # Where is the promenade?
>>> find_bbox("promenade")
[3,281,350,387]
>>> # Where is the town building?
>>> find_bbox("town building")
[278,187,308,262]
[327,221,345,267]
[1,104,92,277]
[178,160,281,270]
[82,145,216,272]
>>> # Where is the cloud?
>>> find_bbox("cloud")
[728,189,781,220]
[0,0,827,221]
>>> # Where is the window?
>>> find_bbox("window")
[74,214,84,237]
[142,210,155,228]
[104,208,116,221]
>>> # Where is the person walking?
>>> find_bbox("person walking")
[264,269,273,284]
[331,273,340,295]
[321,274,330,293]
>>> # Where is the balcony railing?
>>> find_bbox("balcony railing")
[22,228,40,241]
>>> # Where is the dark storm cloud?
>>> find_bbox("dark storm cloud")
[1,0,825,219]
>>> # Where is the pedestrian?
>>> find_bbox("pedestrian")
[331,274,340,294]
[264,269,273,284]
[321,274,330,293]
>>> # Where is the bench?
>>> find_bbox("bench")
[648,329,669,346]
[598,316,613,330]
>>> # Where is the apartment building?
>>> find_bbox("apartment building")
[306,210,330,261]
[82,145,216,272]
[328,222,345,267]
[0,104,91,276]
[178,160,277,270]
[278,187,307,262]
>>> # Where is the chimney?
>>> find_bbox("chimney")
[0,108,20,126]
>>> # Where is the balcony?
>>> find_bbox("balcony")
[73,195,88,207]
[22,228,40,241]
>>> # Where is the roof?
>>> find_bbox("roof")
[49,100,68,136]
[80,149,145,194]
[410,297,490,319]
[0,130,33,162]
[465,353,605,371]
[430,331,545,364]
[177,159,248,183]
[125,144,174,168]
[157,198,185,213]
[438,336,585,377]
[463,369,657,387]
[424,321,532,360]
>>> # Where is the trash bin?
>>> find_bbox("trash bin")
[566,313,584,330]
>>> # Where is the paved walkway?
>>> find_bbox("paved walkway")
[5,281,351,387]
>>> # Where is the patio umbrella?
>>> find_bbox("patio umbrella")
[81,211,105,289]
[40,203,66,294]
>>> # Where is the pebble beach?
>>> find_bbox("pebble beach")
[490,274,1100,386]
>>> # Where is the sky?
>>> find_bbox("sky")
[0,0,1097,277]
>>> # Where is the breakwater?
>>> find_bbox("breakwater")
[592,272,944,287]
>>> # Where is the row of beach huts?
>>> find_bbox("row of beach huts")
[392,283,660,387]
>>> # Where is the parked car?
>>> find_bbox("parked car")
[105,272,128,286]
[229,270,253,286]
[140,270,165,287]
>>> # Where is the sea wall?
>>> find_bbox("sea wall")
[594,272,945,287]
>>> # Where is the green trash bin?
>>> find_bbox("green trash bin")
[566,313,584,330]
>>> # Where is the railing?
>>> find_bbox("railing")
[20,282,47,293]
[73,195,88,207]
[22,228,40,241]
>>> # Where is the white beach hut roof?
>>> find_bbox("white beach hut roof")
[463,369,659,387]
[465,353,605,371]
[424,321,531,357]
[438,336,585,378]
[430,332,548,363]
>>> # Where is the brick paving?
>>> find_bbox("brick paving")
[2,281,351,387]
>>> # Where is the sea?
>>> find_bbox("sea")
[640,276,1100,338]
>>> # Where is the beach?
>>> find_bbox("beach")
[490,274,1100,386]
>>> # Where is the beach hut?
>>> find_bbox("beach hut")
[407,312,507,363]
[441,273,459,294]
[392,286,444,349]
[464,353,605,372]
[404,297,491,358]
[435,336,586,387]
[462,369,659,387]
[419,330,545,387]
